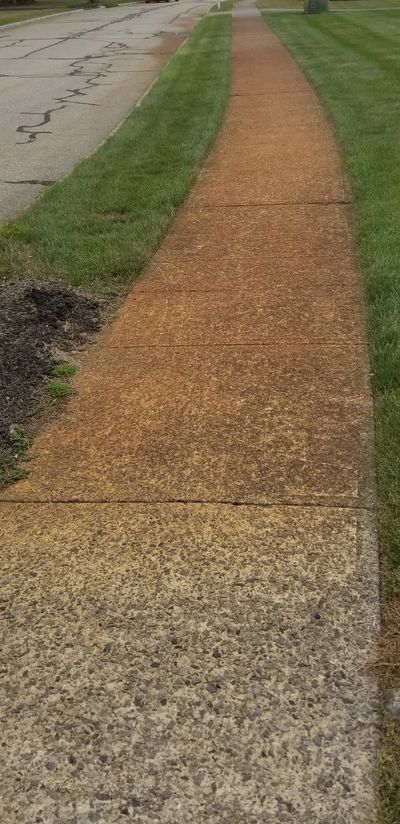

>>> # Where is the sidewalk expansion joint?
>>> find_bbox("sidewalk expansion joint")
[185,201,351,210]
[0,498,376,511]
[230,90,317,97]
[134,286,358,294]
[96,342,368,350]
[186,200,352,208]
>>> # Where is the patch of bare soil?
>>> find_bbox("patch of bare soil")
[0,281,101,485]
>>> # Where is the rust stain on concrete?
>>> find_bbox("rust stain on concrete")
[0,7,380,823]
[153,202,353,256]
[0,345,373,505]
[102,288,364,347]
[139,204,358,292]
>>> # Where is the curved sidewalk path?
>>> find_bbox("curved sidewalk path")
[0,7,380,823]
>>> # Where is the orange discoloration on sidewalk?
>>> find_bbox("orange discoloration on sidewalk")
[0,8,379,824]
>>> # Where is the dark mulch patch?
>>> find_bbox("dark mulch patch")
[0,281,101,484]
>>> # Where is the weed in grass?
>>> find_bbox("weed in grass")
[46,380,72,402]
[0,224,33,242]
[4,465,29,484]
[49,362,78,402]
[52,362,78,379]
[8,425,30,456]
[0,425,31,487]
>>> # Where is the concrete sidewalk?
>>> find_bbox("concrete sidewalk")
[0,8,380,823]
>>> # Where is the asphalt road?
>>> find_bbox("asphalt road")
[0,0,211,224]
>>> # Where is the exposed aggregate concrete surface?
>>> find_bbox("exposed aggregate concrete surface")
[0,5,380,823]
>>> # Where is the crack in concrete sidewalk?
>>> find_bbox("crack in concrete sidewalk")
[0,7,380,823]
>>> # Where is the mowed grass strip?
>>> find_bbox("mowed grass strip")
[256,0,400,10]
[256,0,303,10]
[0,0,142,26]
[263,9,400,822]
[0,15,231,291]
[332,0,400,8]
[0,9,61,26]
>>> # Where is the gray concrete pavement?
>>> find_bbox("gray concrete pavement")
[0,0,211,223]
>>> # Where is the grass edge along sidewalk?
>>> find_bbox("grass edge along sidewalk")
[0,0,142,28]
[0,14,231,293]
[262,10,400,823]
[0,9,61,26]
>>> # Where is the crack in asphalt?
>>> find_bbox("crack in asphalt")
[0,38,25,50]
[8,9,164,144]
[1,6,159,58]
[2,19,166,70]
[16,104,64,144]
[15,44,139,143]
[0,4,196,204]
[3,179,55,186]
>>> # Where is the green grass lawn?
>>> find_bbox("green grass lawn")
[262,9,400,821]
[257,0,400,9]
[332,0,400,7]
[257,0,302,9]
[0,15,231,291]
[31,0,140,7]
[0,0,136,8]
[0,0,140,26]
[0,7,61,24]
